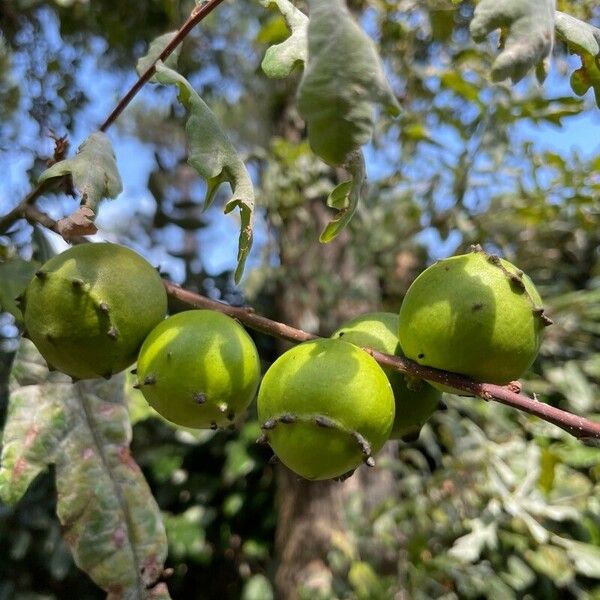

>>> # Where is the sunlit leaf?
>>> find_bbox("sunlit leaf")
[260,0,308,78]
[153,62,255,283]
[38,132,123,214]
[555,11,600,107]
[0,340,170,599]
[298,0,400,166]
[319,151,365,243]
[470,0,555,83]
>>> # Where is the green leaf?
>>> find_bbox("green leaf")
[319,151,365,243]
[136,31,182,79]
[470,0,555,83]
[0,340,170,599]
[297,0,400,166]
[38,131,123,213]
[553,535,600,578]
[0,257,38,321]
[260,0,308,78]
[555,11,600,107]
[242,574,274,600]
[153,62,255,283]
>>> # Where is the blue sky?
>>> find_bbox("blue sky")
[2,7,600,281]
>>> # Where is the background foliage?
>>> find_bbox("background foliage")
[1,0,599,598]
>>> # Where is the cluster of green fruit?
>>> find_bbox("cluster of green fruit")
[19,243,550,482]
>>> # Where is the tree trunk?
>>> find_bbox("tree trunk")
[273,201,395,599]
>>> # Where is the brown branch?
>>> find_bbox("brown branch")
[164,280,600,444]
[0,0,226,234]
[99,0,226,132]
[11,204,600,444]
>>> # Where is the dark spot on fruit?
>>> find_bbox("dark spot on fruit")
[102,372,112,380]
[268,454,279,465]
[472,303,483,311]
[338,331,345,337]
[256,434,268,444]
[130,368,137,375]
[438,400,448,411]
[418,353,425,359]
[192,392,206,404]
[143,375,156,385]
[71,278,85,289]
[35,270,47,280]
[210,421,218,430]
[227,412,235,422]
[444,266,450,271]
[334,469,355,482]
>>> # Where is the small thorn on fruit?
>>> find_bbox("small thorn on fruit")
[262,419,277,430]
[315,416,335,428]
[334,469,355,482]
[133,382,141,389]
[268,455,279,465]
[35,270,47,280]
[217,402,228,414]
[107,327,118,339]
[365,456,375,467]
[210,421,218,430]
[102,372,112,380]
[256,434,268,445]
[71,278,85,289]
[143,375,156,385]
[279,413,295,424]
[99,302,110,313]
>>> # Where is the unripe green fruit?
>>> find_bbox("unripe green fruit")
[136,310,261,429]
[398,249,549,389]
[332,312,441,439]
[22,243,167,380]
[257,338,395,481]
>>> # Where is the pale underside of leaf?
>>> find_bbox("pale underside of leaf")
[320,151,366,243]
[38,131,123,215]
[260,0,308,78]
[153,61,255,283]
[555,11,600,107]
[136,31,182,81]
[298,0,401,167]
[0,340,170,600]
[470,0,556,83]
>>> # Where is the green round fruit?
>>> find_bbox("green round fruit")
[136,310,261,429]
[257,338,395,481]
[398,249,549,388]
[22,242,167,380]
[332,312,441,439]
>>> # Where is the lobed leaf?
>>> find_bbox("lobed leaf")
[153,62,255,283]
[260,0,308,78]
[39,131,123,214]
[319,151,365,243]
[555,11,600,107]
[297,0,400,166]
[0,340,170,599]
[470,0,555,83]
